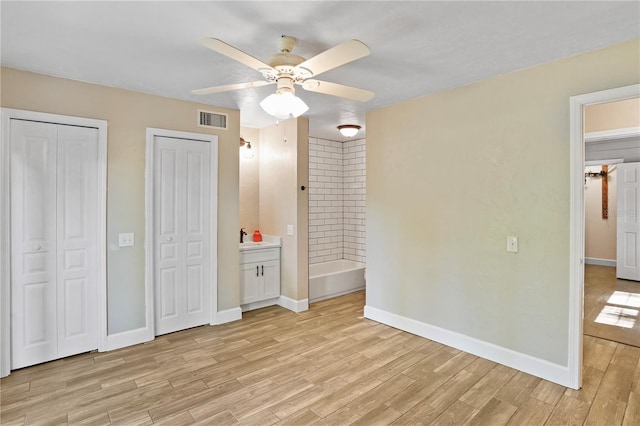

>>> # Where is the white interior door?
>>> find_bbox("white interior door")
[56,125,99,358]
[617,162,640,281]
[11,120,58,369]
[153,136,211,335]
[10,119,99,369]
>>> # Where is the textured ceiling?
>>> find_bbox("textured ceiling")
[1,1,639,141]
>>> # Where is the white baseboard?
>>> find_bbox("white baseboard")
[103,327,153,352]
[216,307,242,324]
[103,308,242,352]
[241,298,279,312]
[278,295,309,313]
[364,305,572,388]
[309,286,365,304]
[585,257,616,267]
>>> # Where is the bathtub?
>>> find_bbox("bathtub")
[309,260,366,303]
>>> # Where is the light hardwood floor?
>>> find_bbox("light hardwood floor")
[1,291,639,425]
[584,264,640,348]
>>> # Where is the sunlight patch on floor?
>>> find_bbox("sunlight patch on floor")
[607,290,640,308]
[595,305,638,329]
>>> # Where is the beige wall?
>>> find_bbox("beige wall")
[585,97,640,132]
[585,166,617,261]
[1,67,240,334]
[240,127,260,234]
[259,118,309,301]
[366,38,639,366]
[296,119,309,300]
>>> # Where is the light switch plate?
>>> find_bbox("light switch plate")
[507,236,518,253]
[287,225,294,236]
[119,233,135,247]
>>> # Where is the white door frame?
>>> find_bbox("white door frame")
[144,128,218,339]
[0,108,108,378]
[568,84,640,390]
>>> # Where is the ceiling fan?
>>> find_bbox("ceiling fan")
[192,35,375,120]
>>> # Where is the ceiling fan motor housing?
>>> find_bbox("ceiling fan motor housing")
[261,60,312,85]
[262,35,313,82]
[267,53,305,68]
[275,76,296,95]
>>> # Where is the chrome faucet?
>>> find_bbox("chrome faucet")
[240,227,247,243]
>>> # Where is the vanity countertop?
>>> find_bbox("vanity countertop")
[239,234,281,251]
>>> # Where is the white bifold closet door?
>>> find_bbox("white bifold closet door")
[617,162,640,281]
[153,136,211,336]
[11,119,99,369]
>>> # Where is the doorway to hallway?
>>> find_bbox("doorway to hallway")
[569,84,640,389]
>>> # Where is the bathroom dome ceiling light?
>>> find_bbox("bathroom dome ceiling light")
[337,124,361,137]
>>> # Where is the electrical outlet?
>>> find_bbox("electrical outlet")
[119,233,135,247]
[287,225,294,236]
[507,236,518,253]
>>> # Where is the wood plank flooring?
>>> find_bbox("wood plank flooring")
[1,290,639,425]
[584,265,640,348]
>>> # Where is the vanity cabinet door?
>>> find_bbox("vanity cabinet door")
[240,262,260,305]
[261,260,280,300]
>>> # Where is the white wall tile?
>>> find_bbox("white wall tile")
[308,137,366,265]
[342,139,366,264]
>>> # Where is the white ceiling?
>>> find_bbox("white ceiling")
[1,1,639,141]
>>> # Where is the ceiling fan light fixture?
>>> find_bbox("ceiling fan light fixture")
[337,124,361,137]
[195,36,374,127]
[260,91,308,120]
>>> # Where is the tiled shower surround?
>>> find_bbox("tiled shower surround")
[308,137,366,264]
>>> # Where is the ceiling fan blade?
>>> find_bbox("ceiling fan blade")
[295,39,370,78]
[192,80,273,96]
[301,79,375,102]
[200,38,274,73]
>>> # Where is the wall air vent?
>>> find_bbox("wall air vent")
[198,109,227,130]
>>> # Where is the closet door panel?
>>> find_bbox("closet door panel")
[56,125,99,357]
[154,143,181,331]
[184,146,210,318]
[10,120,58,369]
